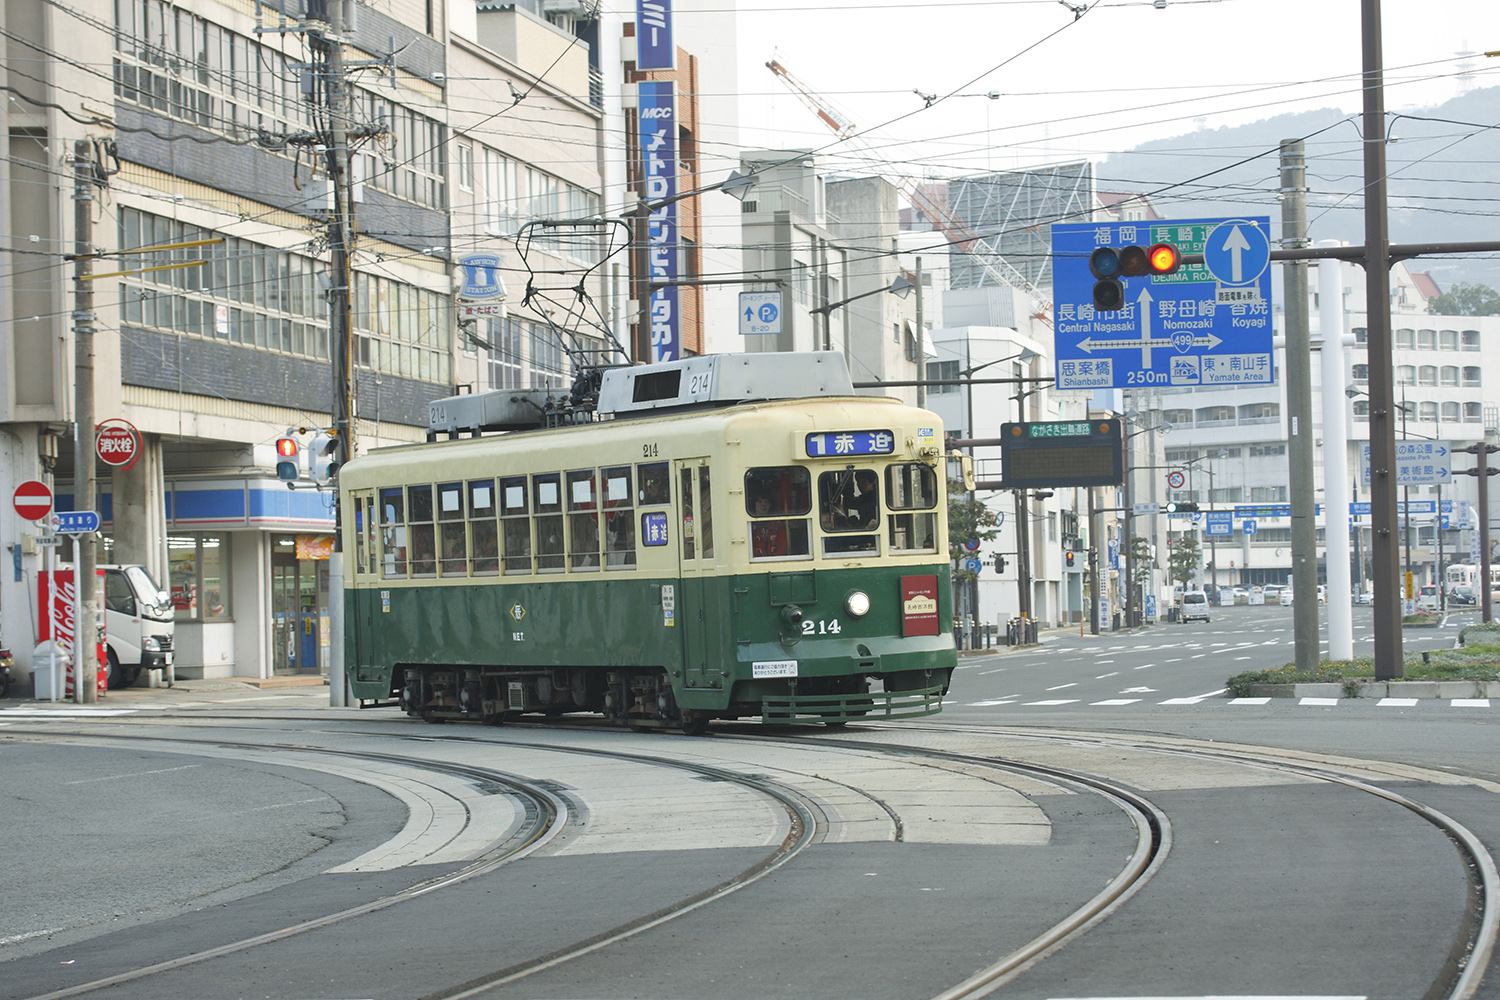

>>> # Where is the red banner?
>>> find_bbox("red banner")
[901,574,940,637]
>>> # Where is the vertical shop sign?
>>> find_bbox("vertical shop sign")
[639,81,679,362]
[636,0,674,70]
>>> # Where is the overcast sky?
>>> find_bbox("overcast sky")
[712,0,1496,181]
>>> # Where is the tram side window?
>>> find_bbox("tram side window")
[638,462,670,506]
[499,476,530,574]
[886,463,939,553]
[437,482,467,577]
[408,485,437,577]
[363,497,378,575]
[380,487,407,578]
[745,466,812,561]
[697,467,714,559]
[353,497,366,574]
[603,466,636,569]
[533,473,564,572]
[568,470,601,571]
[818,468,879,556]
[469,479,500,576]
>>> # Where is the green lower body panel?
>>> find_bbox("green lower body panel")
[761,683,946,724]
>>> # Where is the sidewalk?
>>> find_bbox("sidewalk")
[0,673,331,712]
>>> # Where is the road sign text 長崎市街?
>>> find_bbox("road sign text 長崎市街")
[1050,218,1274,390]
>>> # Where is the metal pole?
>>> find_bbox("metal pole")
[1282,139,1319,670]
[1208,463,1217,593]
[914,257,925,408]
[1123,426,1134,628]
[1403,396,1411,609]
[1088,487,1099,635]
[1318,252,1354,660]
[72,140,99,703]
[1437,483,1445,614]
[1477,444,1494,624]
[1362,0,1402,680]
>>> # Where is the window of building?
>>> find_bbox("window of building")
[167,534,230,621]
[1440,329,1459,351]
[1441,365,1459,387]
[486,316,524,389]
[1239,402,1279,421]
[1165,448,1198,462]
[1211,487,1242,503]
[1352,363,1368,384]
[1418,401,1438,422]
[1418,365,1437,386]
[1352,326,1367,344]
[1462,329,1481,351]
[1196,405,1235,423]
[927,359,960,394]
[1250,486,1288,502]
[1395,328,1414,349]
[1465,402,1483,423]
[1249,443,1287,456]
[1463,366,1482,387]
[1352,400,1369,421]
[1417,328,1437,350]
[1396,365,1416,386]
[1442,401,1460,422]
[457,141,474,191]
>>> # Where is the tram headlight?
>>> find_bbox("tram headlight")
[845,590,871,618]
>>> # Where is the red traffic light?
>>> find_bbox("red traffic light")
[1147,242,1181,275]
[275,437,299,458]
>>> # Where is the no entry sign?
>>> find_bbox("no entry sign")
[13,480,53,522]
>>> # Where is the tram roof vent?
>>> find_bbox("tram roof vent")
[597,352,854,418]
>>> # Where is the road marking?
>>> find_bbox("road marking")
[1046,682,1078,691]
[1451,699,1491,708]
[966,699,1017,707]
[1300,697,1340,706]
[65,764,200,785]
[1190,654,1206,659]
[1095,672,1119,679]
[1091,699,1140,706]
[1230,697,1272,705]
[1095,659,1115,664]
[1235,656,1252,661]
[1164,658,1182,663]
[1378,698,1420,707]
[1159,688,1227,705]
[1120,686,1156,693]
[1024,699,1080,706]
[978,667,1008,675]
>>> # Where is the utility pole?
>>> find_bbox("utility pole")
[1087,487,1099,635]
[1281,138,1318,671]
[1318,251,1353,661]
[914,257,925,408]
[312,0,357,706]
[72,140,99,704]
[1458,442,1498,624]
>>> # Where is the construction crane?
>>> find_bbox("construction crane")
[765,58,1051,322]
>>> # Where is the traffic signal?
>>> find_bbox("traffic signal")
[1164,501,1199,514]
[1088,242,1182,311]
[994,554,1007,574]
[1065,551,1076,568]
[308,431,339,482]
[275,434,301,481]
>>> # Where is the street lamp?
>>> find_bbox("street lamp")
[808,272,915,354]
[1120,410,1171,627]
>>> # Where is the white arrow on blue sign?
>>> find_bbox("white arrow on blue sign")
[1203,219,1271,286]
[1360,441,1451,486]
[739,291,782,336]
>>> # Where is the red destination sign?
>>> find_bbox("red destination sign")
[96,419,142,470]
[13,480,53,522]
[901,574,940,637]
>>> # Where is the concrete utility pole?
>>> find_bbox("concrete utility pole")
[72,140,99,704]
[1458,442,1498,624]
[1281,139,1318,670]
[314,0,356,707]
[1318,251,1354,661]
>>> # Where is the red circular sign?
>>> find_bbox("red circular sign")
[13,480,53,522]
[1167,470,1186,490]
[96,419,142,471]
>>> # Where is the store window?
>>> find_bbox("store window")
[168,534,230,621]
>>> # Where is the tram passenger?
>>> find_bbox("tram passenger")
[750,495,789,557]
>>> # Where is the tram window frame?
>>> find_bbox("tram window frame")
[886,462,939,554]
[697,467,714,560]
[407,484,437,577]
[638,462,670,506]
[379,487,407,578]
[353,496,367,574]
[602,466,636,569]
[745,466,812,561]
[498,475,529,575]
[567,470,601,571]
[363,496,378,575]
[533,473,564,573]
[437,481,467,577]
[817,469,880,532]
[469,479,500,576]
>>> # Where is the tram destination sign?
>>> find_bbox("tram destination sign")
[999,419,1122,490]
[1051,217,1274,390]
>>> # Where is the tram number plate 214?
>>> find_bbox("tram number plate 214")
[801,618,841,636]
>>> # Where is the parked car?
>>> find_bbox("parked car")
[1449,585,1476,606]
[1280,588,1295,606]
[1231,587,1249,603]
[1417,584,1440,613]
[1180,590,1211,623]
[1317,585,1327,605]
[1262,585,1285,603]
[1354,589,1374,605]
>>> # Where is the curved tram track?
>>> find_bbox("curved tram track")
[2,717,1493,1000]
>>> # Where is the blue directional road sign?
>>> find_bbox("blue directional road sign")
[739,291,782,336]
[1243,519,1257,535]
[1205,511,1234,536]
[1051,218,1274,390]
[1202,219,1271,289]
[53,510,100,534]
[1360,440,1451,486]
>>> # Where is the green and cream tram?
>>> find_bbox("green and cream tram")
[339,352,957,731]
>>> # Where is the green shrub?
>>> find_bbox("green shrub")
[1227,649,1500,694]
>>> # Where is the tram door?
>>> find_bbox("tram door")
[674,459,719,689]
[348,491,379,685]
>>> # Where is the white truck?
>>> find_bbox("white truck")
[101,564,175,688]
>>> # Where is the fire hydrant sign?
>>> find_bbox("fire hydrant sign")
[96,419,142,470]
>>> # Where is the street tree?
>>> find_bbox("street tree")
[1168,532,1200,588]
[948,480,999,588]
[1426,281,1500,317]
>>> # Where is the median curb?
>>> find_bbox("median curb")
[1247,680,1500,699]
